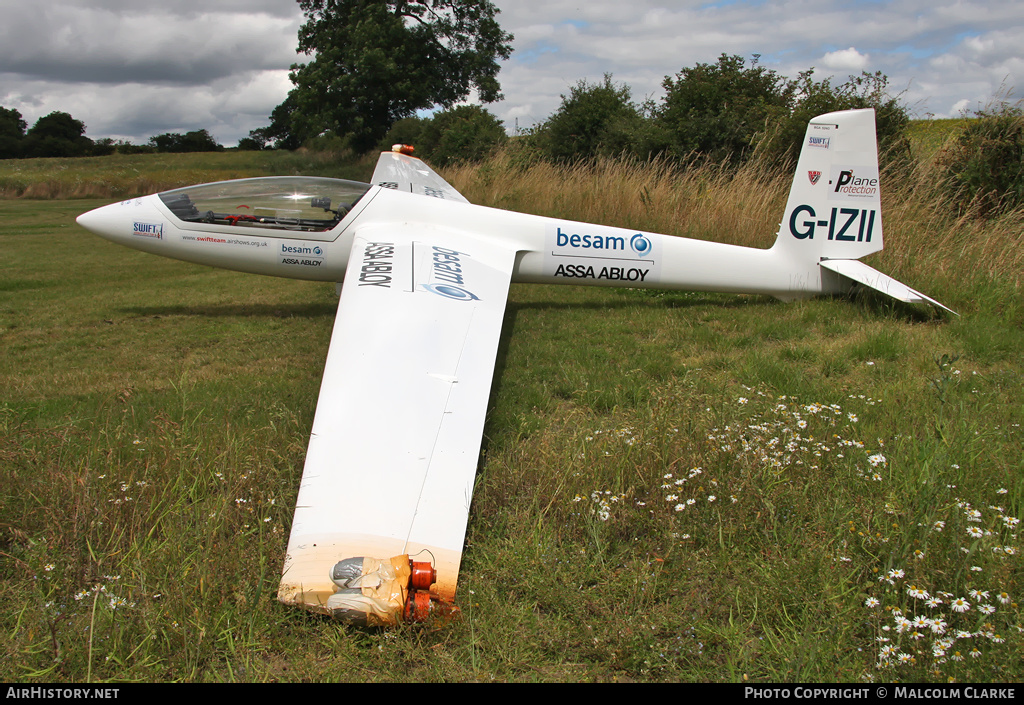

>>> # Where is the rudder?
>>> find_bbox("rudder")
[771,108,884,264]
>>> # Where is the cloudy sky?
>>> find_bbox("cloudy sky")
[1,0,1020,146]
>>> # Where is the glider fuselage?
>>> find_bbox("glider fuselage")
[75,109,951,625]
[77,184,839,301]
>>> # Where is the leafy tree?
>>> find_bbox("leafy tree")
[90,137,118,156]
[148,129,223,153]
[939,101,1024,217]
[236,137,264,151]
[379,115,429,151]
[285,0,513,152]
[248,92,303,150]
[535,74,656,162]
[378,105,505,164]
[23,111,94,158]
[0,107,27,159]
[28,111,87,142]
[658,54,796,164]
[421,104,506,164]
[758,71,910,167]
[116,141,156,155]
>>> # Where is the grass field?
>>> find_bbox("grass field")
[0,149,378,199]
[1,138,1022,682]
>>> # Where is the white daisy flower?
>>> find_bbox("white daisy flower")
[951,597,971,613]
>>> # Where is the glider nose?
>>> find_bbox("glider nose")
[77,201,127,242]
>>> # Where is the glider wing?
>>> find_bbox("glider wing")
[371,150,471,204]
[278,221,516,624]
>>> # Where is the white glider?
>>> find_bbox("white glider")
[76,109,951,625]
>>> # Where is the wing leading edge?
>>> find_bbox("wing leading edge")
[278,221,516,624]
[371,149,470,203]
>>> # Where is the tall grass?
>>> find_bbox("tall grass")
[444,151,786,249]
[443,142,1024,309]
[1,141,1021,682]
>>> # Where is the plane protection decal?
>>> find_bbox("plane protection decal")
[828,165,880,201]
[544,223,661,285]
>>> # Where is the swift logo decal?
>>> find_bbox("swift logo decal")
[133,222,163,239]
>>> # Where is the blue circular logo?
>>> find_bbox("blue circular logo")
[422,283,480,301]
[313,246,323,256]
[630,233,652,256]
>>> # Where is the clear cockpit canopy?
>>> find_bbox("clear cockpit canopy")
[158,177,372,233]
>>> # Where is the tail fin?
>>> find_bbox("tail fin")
[771,109,955,314]
[772,108,884,262]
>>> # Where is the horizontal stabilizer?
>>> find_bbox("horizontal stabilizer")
[820,259,956,315]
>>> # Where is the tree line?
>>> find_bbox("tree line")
[3,0,1019,217]
[0,108,224,159]
[365,57,911,170]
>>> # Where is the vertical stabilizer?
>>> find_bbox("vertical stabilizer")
[772,108,884,263]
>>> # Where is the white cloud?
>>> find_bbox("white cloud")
[822,48,870,72]
[0,0,1022,142]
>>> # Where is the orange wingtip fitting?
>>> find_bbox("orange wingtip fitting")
[391,144,415,155]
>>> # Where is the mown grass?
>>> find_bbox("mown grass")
[1,138,1021,682]
[0,150,377,199]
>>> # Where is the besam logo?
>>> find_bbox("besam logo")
[421,283,479,301]
[554,226,653,258]
[555,226,625,251]
[280,243,324,258]
[630,233,652,256]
